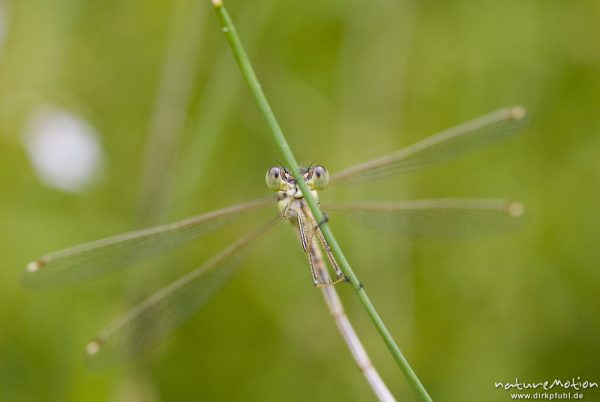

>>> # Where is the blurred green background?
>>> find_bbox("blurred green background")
[1,0,599,401]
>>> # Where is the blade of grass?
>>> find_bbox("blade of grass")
[210,1,433,401]
[138,0,205,225]
[318,258,396,402]
[173,0,277,212]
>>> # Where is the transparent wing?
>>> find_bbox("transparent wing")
[85,217,280,369]
[324,199,524,237]
[330,106,527,184]
[23,197,273,287]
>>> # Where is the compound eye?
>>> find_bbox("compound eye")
[312,165,329,190]
[265,166,283,190]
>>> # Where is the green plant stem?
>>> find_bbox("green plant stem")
[211,1,432,401]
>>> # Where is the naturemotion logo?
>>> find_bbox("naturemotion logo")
[494,377,598,400]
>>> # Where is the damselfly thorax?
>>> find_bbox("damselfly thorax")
[266,165,346,287]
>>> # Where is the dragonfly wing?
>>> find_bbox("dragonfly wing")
[330,106,527,184]
[324,199,524,238]
[85,217,280,369]
[24,197,273,287]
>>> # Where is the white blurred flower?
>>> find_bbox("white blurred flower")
[23,106,104,193]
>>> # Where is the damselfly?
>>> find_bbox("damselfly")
[24,106,526,368]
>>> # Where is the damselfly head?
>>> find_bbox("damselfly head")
[265,165,329,192]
